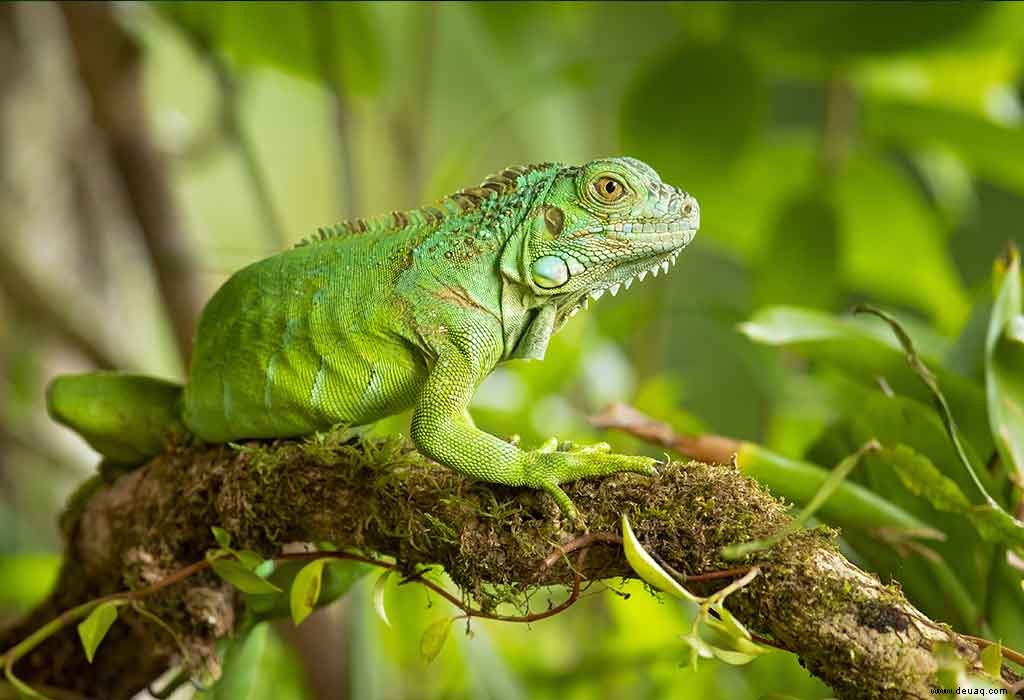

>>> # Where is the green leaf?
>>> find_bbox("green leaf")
[77,601,120,664]
[621,43,766,185]
[817,375,994,514]
[419,616,454,664]
[709,604,752,643]
[289,559,326,626]
[205,623,268,699]
[701,607,772,663]
[0,554,61,609]
[755,191,840,309]
[732,4,991,64]
[736,442,932,531]
[738,434,981,630]
[247,559,368,620]
[882,445,972,512]
[855,306,1008,512]
[621,514,701,603]
[834,151,969,333]
[235,550,265,572]
[986,246,1024,483]
[723,440,879,560]
[864,98,1024,197]
[741,306,991,453]
[157,2,382,95]
[318,560,369,605]
[980,641,1002,678]
[211,559,282,595]
[679,628,715,670]
[372,570,393,627]
[211,526,232,550]
[709,646,761,666]
[882,444,1024,550]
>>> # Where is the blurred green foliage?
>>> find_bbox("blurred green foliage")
[3,2,1024,698]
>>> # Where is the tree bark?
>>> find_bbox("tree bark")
[0,433,1006,700]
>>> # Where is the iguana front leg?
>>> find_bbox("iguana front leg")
[410,345,657,519]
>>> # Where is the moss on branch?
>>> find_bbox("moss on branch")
[0,431,1000,699]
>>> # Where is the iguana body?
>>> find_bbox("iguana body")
[48,157,699,516]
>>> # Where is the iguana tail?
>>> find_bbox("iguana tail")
[47,372,187,468]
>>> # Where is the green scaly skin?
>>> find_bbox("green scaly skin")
[47,157,699,518]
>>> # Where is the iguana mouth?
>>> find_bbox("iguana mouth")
[561,243,689,320]
[553,209,696,319]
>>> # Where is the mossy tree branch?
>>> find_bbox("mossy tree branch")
[0,432,1008,699]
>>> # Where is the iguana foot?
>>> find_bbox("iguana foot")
[537,438,617,455]
[521,444,658,519]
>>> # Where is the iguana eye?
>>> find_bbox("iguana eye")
[593,176,625,203]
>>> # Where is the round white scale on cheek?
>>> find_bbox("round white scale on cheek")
[531,255,569,289]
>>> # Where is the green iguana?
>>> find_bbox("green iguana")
[47,157,699,518]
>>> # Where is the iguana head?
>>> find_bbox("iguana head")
[501,156,699,335]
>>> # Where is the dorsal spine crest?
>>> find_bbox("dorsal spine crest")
[295,162,560,247]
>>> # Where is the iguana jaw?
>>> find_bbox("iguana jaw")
[554,211,698,323]
[557,234,694,323]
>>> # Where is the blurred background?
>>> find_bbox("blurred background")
[2,2,1023,699]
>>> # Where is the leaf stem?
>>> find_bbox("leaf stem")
[1,558,211,695]
[854,305,1001,510]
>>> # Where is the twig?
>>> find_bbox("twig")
[962,634,1024,669]
[543,532,622,568]
[589,403,740,464]
[279,549,586,625]
[542,532,757,599]
[591,405,1024,675]
[0,557,210,689]
[1,539,593,695]
[146,668,189,700]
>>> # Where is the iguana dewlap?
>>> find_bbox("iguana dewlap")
[48,157,699,517]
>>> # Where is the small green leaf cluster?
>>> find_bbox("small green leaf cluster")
[202,529,370,694]
[622,514,772,670]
